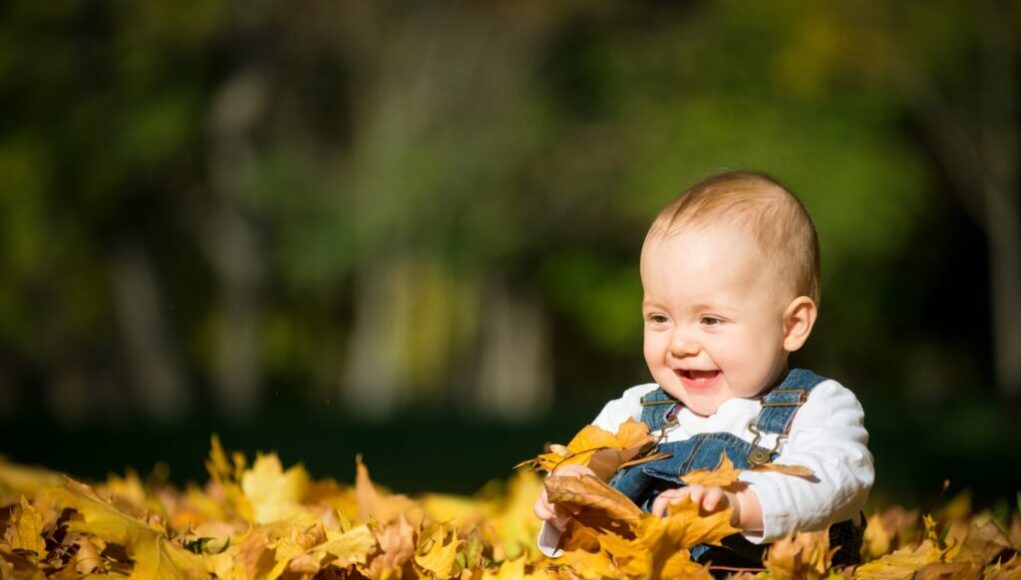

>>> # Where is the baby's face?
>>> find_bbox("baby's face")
[640,224,794,416]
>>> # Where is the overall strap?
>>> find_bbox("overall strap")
[639,388,681,432]
[754,368,828,434]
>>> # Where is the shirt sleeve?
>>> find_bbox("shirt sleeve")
[737,379,873,543]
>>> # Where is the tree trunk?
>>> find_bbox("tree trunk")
[473,283,552,422]
[110,241,189,422]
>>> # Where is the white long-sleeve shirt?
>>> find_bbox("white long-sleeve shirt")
[538,378,873,556]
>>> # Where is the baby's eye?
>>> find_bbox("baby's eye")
[700,316,724,326]
[646,314,670,325]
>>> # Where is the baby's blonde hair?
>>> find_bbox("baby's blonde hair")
[646,170,821,304]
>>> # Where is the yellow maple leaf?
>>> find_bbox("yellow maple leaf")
[532,419,655,477]
[682,452,815,488]
[206,529,278,580]
[486,469,545,561]
[3,496,46,557]
[853,539,944,579]
[355,455,424,527]
[559,544,627,579]
[660,549,713,579]
[51,479,208,579]
[414,524,463,577]
[765,529,836,580]
[240,453,310,525]
[680,453,743,487]
[642,496,739,552]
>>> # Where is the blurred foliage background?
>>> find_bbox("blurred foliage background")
[2,0,1020,508]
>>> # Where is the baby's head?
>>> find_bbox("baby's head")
[640,171,820,416]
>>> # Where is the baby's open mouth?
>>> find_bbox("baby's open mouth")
[676,369,721,388]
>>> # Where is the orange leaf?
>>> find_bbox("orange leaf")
[355,455,423,527]
[765,529,835,580]
[751,463,815,479]
[854,539,944,578]
[544,475,643,525]
[680,453,743,487]
[531,419,655,477]
[681,452,815,487]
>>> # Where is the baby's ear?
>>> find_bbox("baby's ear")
[782,296,817,352]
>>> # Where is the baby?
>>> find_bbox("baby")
[534,171,873,567]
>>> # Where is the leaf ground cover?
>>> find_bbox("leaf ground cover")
[0,430,1019,579]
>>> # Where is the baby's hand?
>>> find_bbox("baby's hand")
[533,464,597,529]
[651,484,739,524]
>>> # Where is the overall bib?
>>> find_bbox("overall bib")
[608,368,864,568]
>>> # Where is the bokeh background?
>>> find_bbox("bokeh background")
[2,1,1020,508]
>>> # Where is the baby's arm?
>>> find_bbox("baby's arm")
[735,379,873,542]
[645,380,870,540]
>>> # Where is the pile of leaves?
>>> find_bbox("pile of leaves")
[0,426,1019,579]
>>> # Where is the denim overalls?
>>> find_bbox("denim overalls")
[608,368,864,568]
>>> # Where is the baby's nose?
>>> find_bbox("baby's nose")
[669,333,700,357]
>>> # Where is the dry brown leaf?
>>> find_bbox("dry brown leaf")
[986,554,1021,580]
[953,519,1014,566]
[371,512,416,574]
[73,536,103,574]
[915,561,982,579]
[544,474,643,525]
[1010,515,1021,550]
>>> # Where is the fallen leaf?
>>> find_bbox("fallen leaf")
[544,474,643,525]
[355,455,423,527]
[660,548,712,579]
[415,524,463,577]
[915,561,982,579]
[985,554,1021,580]
[240,453,310,525]
[371,512,416,575]
[954,519,1014,566]
[532,419,655,476]
[766,529,835,580]
[853,539,943,579]
[51,479,208,579]
[3,496,46,557]
[648,496,739,551]
[680,453,742,487]
[682,452,814,488]
[751,463,815,479]
[863,512,892,559]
